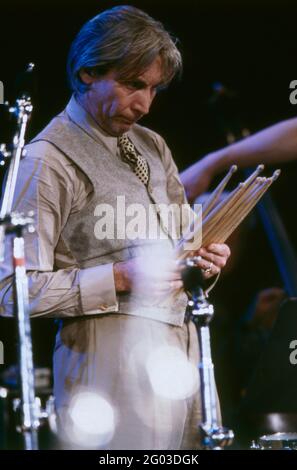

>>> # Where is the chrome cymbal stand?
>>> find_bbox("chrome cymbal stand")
[2,213,40,449]
[0,64,44,449]
[182,260,234,449]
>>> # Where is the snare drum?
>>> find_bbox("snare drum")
[257,432,297,450]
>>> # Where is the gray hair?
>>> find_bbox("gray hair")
[67,5,182,94]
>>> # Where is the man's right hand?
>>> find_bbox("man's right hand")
[113,257,183,295]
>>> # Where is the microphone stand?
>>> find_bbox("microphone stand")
[182,260,234,449]
[0,64,47,450]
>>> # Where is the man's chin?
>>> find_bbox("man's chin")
[116,121,134,135]
[105,118,135,136]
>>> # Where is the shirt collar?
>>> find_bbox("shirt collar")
[65,94,119,155]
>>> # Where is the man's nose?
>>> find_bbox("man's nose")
[132,89,154,115]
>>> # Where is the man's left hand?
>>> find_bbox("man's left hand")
[192,243,231,280]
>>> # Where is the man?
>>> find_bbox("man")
[0,6,230,449]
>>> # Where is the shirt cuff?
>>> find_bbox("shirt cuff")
[79,263,119,314]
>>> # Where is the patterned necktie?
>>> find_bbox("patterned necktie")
[118,134,150,185]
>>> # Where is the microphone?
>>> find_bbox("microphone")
[181,262,205,297]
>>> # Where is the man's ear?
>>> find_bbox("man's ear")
[79,68,95,85]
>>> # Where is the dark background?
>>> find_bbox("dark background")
[1,0,297,228]
[1,0,297,163]
[1,0,297,445]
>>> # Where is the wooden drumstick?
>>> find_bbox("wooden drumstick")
[202,164,237,218]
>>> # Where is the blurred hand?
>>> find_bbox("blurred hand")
[113,257,183,295]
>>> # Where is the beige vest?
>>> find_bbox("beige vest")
[31,112,188,326]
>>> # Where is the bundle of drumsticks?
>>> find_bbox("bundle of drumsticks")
[177,164,280,259]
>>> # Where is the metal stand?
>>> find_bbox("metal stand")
[2,215,40,449]
[182,260,234,449]
[0,65,56,449]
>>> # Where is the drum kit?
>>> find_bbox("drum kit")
[0,65,297,450]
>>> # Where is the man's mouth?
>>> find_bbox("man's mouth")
[118,116,141,125]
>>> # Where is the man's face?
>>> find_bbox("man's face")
[79,55,163,136]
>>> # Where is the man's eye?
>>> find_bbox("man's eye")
[123,81,165,94]
[125,81,142,90]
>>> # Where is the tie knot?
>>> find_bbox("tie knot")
[118,134,137,154]
[118,134,150,185]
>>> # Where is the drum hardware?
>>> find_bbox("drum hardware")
[12,394,57,434]
[251,432,297,450]
[182,259,234,449]
[0,385,57,449]
[0,63,56,449]
[0,365,57,437]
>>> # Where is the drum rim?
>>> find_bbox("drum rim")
[259,432,297,442]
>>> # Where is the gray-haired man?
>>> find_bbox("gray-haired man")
[0,5,230,449]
